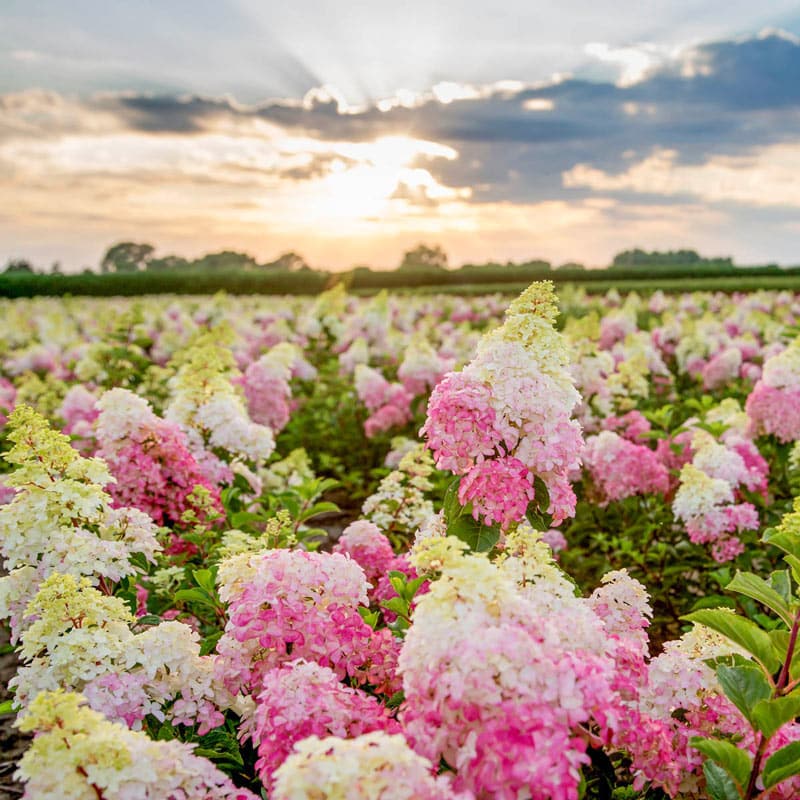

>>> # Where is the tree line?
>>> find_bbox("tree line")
[2,243,797,298]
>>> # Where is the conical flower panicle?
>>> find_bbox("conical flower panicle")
[421,281,583,533]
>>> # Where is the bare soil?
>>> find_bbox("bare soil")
[0,627,27,800]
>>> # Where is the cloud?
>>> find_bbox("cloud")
[563,143,800,208]
[23,29,790,209]
[584,42,671,86]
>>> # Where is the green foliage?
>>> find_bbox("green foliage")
[687,506,800,798]
[691,738,752,793]
[276,359,404,503]
[101,242,155,273]
[702,761,743,800]
[380,570,426,636]
[398,243,449,271]
[441,476,500,552]
[763,741,800,789]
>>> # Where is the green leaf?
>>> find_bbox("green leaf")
[715,665,772,724]
[726,572,794,627]
[135,614,162,627]
[691,595,737,612]
[173,588,215,607]
[357,607,379,629]
[0,699,15,715]
[763,740,800,789]
[683,609,781,673]
[194,729,244,770]
[387,690,405,709]
[751,692,800,738]
[702,761,743,800]
[304,501,340,518]
[381,597,408,616]
[526,504,553,531]
[279,496,300,518]
[448,512,500,552]
[691,736,752,789]
[532,474,550,514]
[770,629,791,662]
[770,570,793,604]
[192,569,216,593]
[229,510,265,529]
[442,477,463,525]
[764,529,800,560]
[784,555,800,587]
[153,721,177,741]
[315,477,340,494]
[199,630,222,656]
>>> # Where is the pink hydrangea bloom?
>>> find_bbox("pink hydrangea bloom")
[584,431,670,505]
[239,358,292,432]
[545,472,578,525]
[402,624,619,800]
[420,372,506,474]
[101,427,221,527]
[702,347,742,390]
[58,385,99,444]
[685,503,757,562]
[458,456,535,530]
[421,283,584,530]
[654,431,693,479]
[249,660,399,790]
[0,377,16,427]
[354,365,391,412]
[727,436,769,496]
[216,550,399,696]
[333,520,396,585]
[364,392,413,438]
[746,384,800,442]
[601,410,651,442]
[397,344,453,396]
[540,528,568,553]
[598,315,636,350]
[96,389,222,527]
[356,365,414,437]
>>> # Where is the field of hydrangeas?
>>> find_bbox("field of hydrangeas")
[5,280,800,799]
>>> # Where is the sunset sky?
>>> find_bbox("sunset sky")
[2,1,800,271]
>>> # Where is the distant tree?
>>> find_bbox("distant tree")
[612,248,706,267]
[147,255,190,272]
[262,251,310,272]
[50,261,62,275]
[101,242,155,273]
[4,259,34,274]
[192,250,257,271]
[398,243,448,271]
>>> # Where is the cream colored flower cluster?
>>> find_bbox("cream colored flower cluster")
[16,690,256,800]
[0,406,159,641]
[166,332,275,463]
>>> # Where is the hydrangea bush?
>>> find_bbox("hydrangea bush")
[3,283,800,798]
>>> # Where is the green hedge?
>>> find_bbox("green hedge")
[0,270,331,298]
[2,263,800,298]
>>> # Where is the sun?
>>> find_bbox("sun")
[294,135,463,225]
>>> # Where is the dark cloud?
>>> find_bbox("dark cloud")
[108,94,236,133]
[7,31,800,208]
